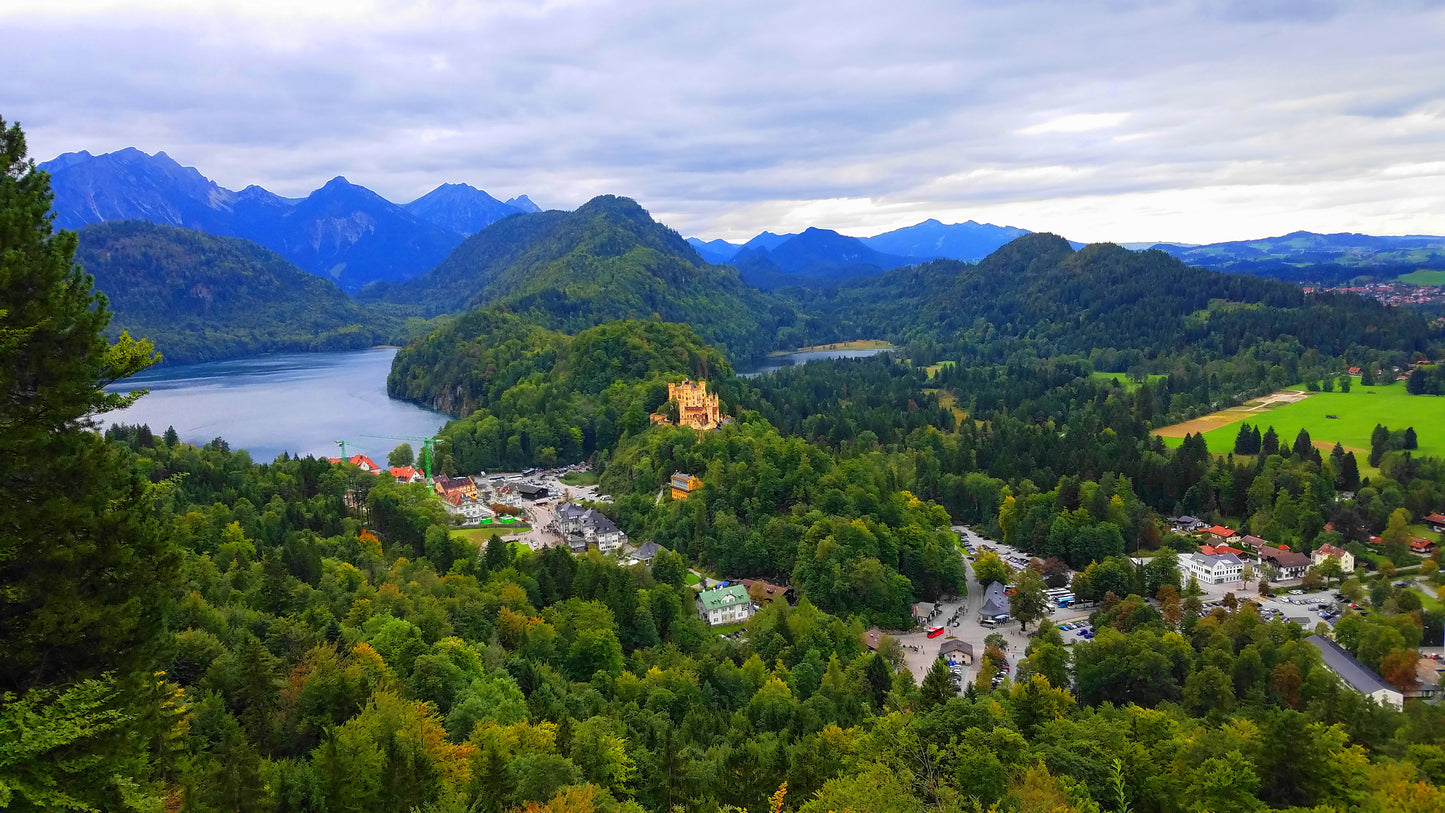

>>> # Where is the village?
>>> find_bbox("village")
[328,377,1445,710]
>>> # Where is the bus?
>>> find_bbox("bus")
[927,626,946,638]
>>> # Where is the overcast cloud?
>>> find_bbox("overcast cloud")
[4,0,1444,243]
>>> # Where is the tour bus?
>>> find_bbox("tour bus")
[927,626,946,638]
[979,614,1011,627]
[1055,594,1075,608]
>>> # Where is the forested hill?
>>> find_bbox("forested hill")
[75,220,393,364]
[794,233,1435,361]
[389,317,733,470]
[364,195,802,362]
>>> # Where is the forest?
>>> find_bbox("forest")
[9,114,1445,813]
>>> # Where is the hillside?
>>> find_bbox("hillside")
[369,195,798,361]
[41,148,536,291]
[796,233,1435,360]
[74,220,392,363]
[389,317,732,470]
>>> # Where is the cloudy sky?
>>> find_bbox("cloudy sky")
[5,0,1445,243]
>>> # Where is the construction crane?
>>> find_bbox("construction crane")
[362,434,441,481]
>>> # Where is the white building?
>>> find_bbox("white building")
[1307,635,1404,710]
[697,584,755,625]
[1186,551,1243,585]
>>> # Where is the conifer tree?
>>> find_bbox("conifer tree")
[1261,426,1280,457]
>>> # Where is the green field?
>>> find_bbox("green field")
[454,525,531,545]
[1399,269,1445,286]
[559,470,599,486]
[1411,588,1444,612]
[1160,384,1445,459]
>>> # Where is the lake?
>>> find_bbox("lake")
[739,347,895,377]
[102,349,448,462]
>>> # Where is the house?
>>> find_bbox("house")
[582,509,626,552]
[435,475,479,502]
[742,579,795,607]
[697,584,755,625]
[1238,534,1272,553]
[1426,513,1445,534]
[1206,525,1239,543]
[514,482,549,500]
[1306,635,1404,710]
[1169,515,1207,532]
[556,502,588,535]
[979,583,1010,622]
[1411,537,1437,556]
[1312,543,1355,573]
[1258,546,1311,580]
[863,627,886,651]
[1200,544,1245,558]
[912,602,937,625]
[331,454,382,473]
[444,497,492,523]
[939,639,974,666]
[1410,659,1445,702]
[389,466,425,483]
[1348,366,1361,375]
[1186,551,1244,585]
[670,472,704,501]
[654,379,723,431]
[625,540,668,566]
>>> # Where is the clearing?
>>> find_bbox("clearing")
[1398,269,1445,286]
[559,470,599,486]
[454,525,531,546]
[1089,371,1166,391]
[770,339,895,356]
[1156,383,1445,459]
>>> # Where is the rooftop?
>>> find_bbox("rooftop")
[1307,635,1398,698]
[699,584,751,611]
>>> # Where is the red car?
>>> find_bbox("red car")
[927,627,946,638]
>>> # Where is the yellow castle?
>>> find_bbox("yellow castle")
[652,379,723,431]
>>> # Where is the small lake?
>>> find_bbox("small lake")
[102,349,448,462]
[740,347,895,377]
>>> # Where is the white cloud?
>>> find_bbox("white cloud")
[4,0,1445,244]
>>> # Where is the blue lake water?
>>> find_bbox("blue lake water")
[102,349,448,462]
[739,347,895,377]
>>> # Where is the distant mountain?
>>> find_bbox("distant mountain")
[505,195,542,213]
[731,227,914,289]
[860,218,1031,261]
[686,237,744,264]
[1149,231,1445,284]
[41,148,542,292]
[738,231,796,252]
[74,220,392,364]
[403,183,526,235]
[788,234,1432,359]
[368,195,792,361]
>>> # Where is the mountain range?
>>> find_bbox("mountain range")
[1148,231,1445,285]
[41,148,539,292]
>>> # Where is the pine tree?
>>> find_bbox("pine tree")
[1340,452,1360,491]
[1408,367,1428,395]
[1404,427,1418,450]
[1233,422,1254,455]
[919,657,955,710]
[1,117,176,691]
[1261,426,1280,457]
[1291,428,1313,459]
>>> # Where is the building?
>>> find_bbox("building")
[979,583,1010,623]
[1258,546,1311,580]
[655,379,723,431]
[435,475,479,502]
[1186,551,1244,585]
[444,497,492,523]
[625,540,667,566]
[1410,659,1445,702]
[1426,513,1445,534]
[863,627,886,651]
[1312,543,1355,573]
[1200,543,1245,558]
[1206,525,1239,543]
[328,453,383,473]
[670,472,704,501]
[1169,515,1207,532]
[912,602,937,625]
[1238,534,1272,553]
[697,584,755,625]
[939,639,975,666]
[742,579,794,607]
[556,502,627,553]
[389,466,425,483]
[1306,635,1404,710]
[1412,537,1437,556]
[514,482,549,500]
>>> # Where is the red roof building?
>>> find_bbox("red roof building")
[1411,537,1437,555]
[1207,525,1238,541]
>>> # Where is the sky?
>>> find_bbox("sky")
[4,0,1445,244]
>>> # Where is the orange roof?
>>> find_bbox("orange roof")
[1207,525,1236,537]
[348,454,381,471]
[1214,545,1245,557]
[1199,544,1218,556]
[390,466,418,479]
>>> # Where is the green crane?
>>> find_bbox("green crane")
[362,434,440,481]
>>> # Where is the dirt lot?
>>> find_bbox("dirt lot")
[1154,389,1312,438]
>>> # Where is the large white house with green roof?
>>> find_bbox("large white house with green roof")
[697,584,755,626]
